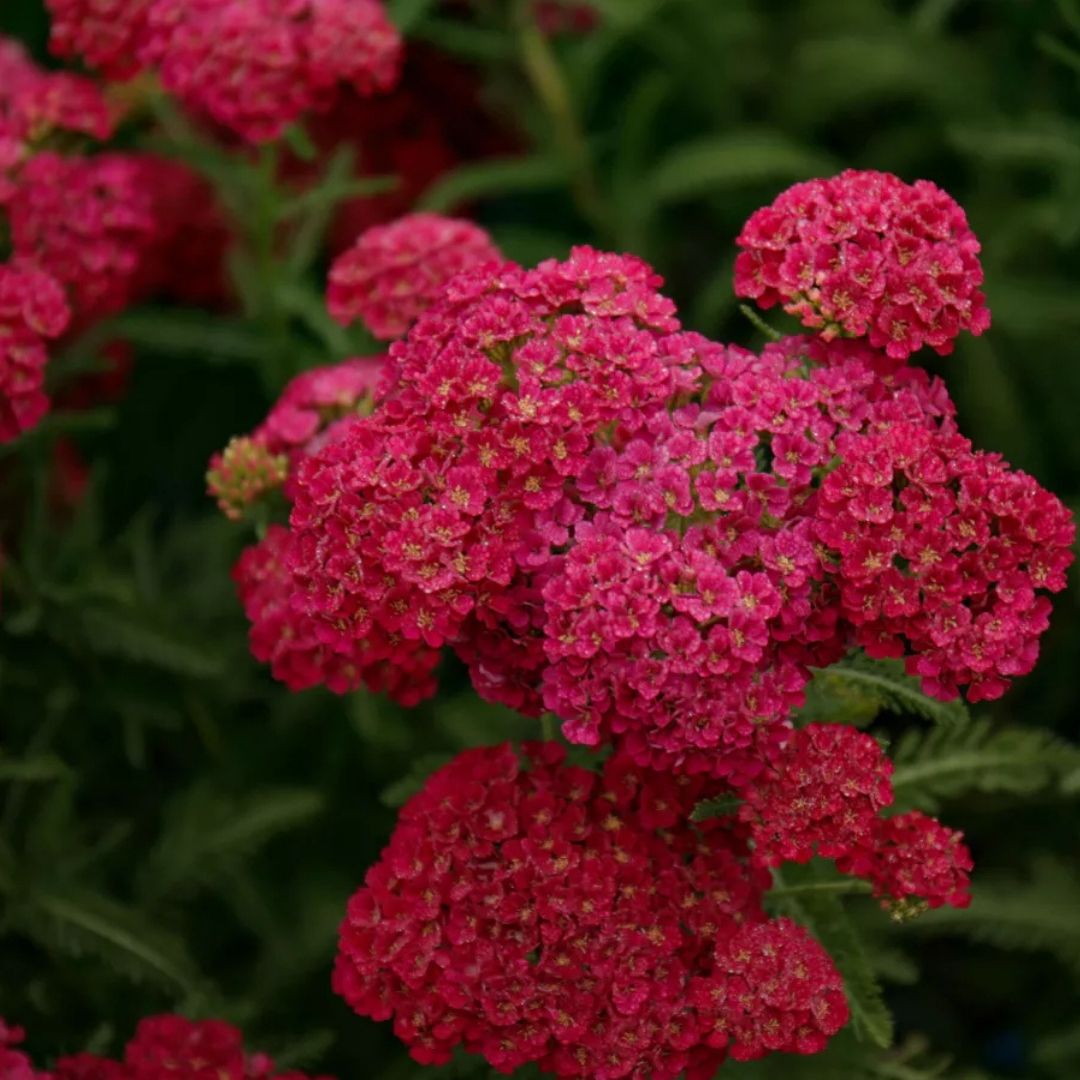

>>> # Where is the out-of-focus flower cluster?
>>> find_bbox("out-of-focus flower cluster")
[0,38,229,445]
[0,1014,334,1079]
[46,0,402,143]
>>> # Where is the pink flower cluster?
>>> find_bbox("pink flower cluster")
[328,213,504,340]
[735,170,991,361]
[816,423,1075,701]
[334,743,848,1077]
[218,209,1070,778]
[1,1014,334,1079]
[0,36,232,445]
[47,0,403,142]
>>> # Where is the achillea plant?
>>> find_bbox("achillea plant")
[1,3,1078,1079]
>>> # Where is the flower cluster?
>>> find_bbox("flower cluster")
[815,423,1075,702]
[0,263,70,442]
[738,723,972,913]
[0,1014,334,1079]
[738,724,894,867]
[0,34,233,445]
[328,213,504,339]
[222,203,1069,778]
[735,170,990,361]
[48,0,403,142]
[335,743,848,1077]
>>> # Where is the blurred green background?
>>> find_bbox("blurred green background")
[1,0,1079,1077]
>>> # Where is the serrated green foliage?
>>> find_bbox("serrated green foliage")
[776,865,894,1049]
[690,793,742,822]
[904,857,1080,977]
[798,653,969,729]
[890,716,1080,812]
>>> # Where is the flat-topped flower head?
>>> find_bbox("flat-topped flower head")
[45,0,154,79]
[815,422,1075,703]
[328,213,504,340]
[141,0,402,142]
[334,743,847,1076]
[735,169,990,361]
[8,153,157,325]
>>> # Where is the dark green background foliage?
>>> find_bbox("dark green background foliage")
[1,0,1079,1077]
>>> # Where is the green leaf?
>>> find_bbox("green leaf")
[386,0,440,32]
[108,310,268,362]
[76,606,224,679]
[645,131,834,206]
[20,889,203,993]
[690,793,742,822]
[905,857,1080,976]
[782,866,894,1049]
[419,155,570,213]
[798,653,968,729]
[142,787,325,900]
[890,716,1080,812]
[0,754,69,782]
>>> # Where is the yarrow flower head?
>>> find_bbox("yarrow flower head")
[137,0,402,142]
[207,437,289,521]
[738,723,893,867]
[286,247,684,671]
[8,152,158,325]
[815,422,1075,703]
[0,261,70,443]
[45,0,154,80]
[735,169,990,361]
[5,1013,335,1079]
[233,524,440,704]
[838,810,973,917]
[327,213,504,340]
[334,743,848,1076]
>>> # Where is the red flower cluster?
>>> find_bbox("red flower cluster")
[816,423,1075,702]
[738,724,972,912]
[735,170,990,361]
[328,213,504,340]
[334,743,848,1077]
[48,0,402,142]
[839,811,973,915]
[1,1014,334,1079]
[739,724,894,867]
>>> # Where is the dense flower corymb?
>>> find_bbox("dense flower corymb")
[735,169,990,361]
[328,213,504,340]
[335,743,850,1077]
[815,422,1075,702]
[2,1013,336,1079]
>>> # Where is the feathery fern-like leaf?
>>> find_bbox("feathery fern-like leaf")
[904,857,1080,976]
[798,653,968,729]
[890,716,1080,812]
[17,888,203,993]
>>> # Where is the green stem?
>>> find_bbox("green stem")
[540,714,557,742]
[767,879,873,899]
[514,2,609,236]
[738,304,783,342]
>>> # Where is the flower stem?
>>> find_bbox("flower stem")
[540,713,557,741]
[767,879,873,899]
[514,1,610,237]
[738,304,784,342]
